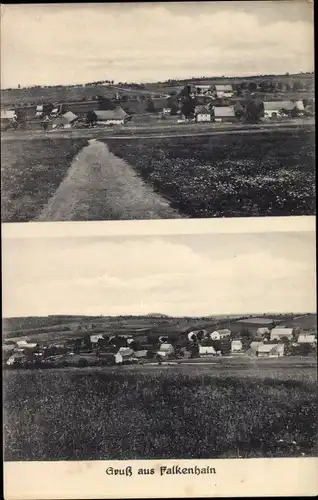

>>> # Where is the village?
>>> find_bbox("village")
[0,77,315,132]
[3,314,317,370]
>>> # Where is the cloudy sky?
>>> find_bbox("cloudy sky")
[2,230,316,318]
[1,2,314,88]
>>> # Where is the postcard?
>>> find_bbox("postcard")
[1,1,316,499]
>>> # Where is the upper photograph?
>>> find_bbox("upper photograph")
[1,1,315,223]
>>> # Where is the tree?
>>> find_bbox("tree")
[146,99,155,113]
[83,334,92,350]
[248,81,257,93]
[181,97,195,119]
[244,99,263,123]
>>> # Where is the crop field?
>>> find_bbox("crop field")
[107,128,315,218]
[1,137,87,222]
[3,363,317,461]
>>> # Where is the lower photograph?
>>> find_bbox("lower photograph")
[2,217,317,499]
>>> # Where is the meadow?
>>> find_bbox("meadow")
[3,365,317,461]
[1,137,87,222]
[107,128,315,218]
[1,127,315,222]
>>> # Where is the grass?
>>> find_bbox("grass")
[3,367,317,461]
[1,138,87,222]
[107,128,315,218]
[1,128,315,222]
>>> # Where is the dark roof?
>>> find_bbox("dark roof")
[92,107,127,120]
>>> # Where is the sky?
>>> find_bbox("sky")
[2,230,316,318]
[1,2,314,88]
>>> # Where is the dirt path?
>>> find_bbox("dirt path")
[36,140,180,221]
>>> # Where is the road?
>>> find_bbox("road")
[36,140,180,221]
[1,118,315,142]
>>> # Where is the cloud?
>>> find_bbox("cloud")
[1,3,314,87]
[2,233,315,317]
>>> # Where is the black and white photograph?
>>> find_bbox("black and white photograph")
[2,223,317,462]
[1,1,315,223]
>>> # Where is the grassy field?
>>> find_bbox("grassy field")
[3,363,317,461]
[1,127,315,222]
[1,138,87,222]
[107,128,315,218]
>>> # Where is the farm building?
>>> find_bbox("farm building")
[157,343,174,358]
[1,109,17,121]
[215,84,234,98]
[195,105,212,122]
[216,328,231,339]
[248,343,284,358]
[134,349,149,358]
[194,84,212,94]
[270,327,293,341]
[210,331,221,341]
[214,106,236,122]
[297,333,316,344]
[35,104,44,118]
[116,347,136,363]
[263,100,304,119]
[16,340,38,349]
[90,334,104,344]
[250,341,265,350]
[52,111,78,129]
[257,327,270,336]
[231,340,243,352]
[89,107,128,125]
[199,345,216,356]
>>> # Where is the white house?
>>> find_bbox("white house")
[157,343,174,358]
[162,108,171,115]
[91,107,128,125]
[257,327,270,336]
[199,345,216,356]
[256,343,285,358]
[1,109,17,121]
[35,105,44,118]
[90,334,104,344]
[231,340,243,352]
[270,327,293,341]
[216,328,231,339]
[210,331,221,341]
[195,105,211,122]
[215,84,234,98]
[297,333,316,344]
[134,350,148,358]
[263,101,303,119]
[214,106,236,122]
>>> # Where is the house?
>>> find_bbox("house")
[214,106,236,122]
[157,343,174,358]
[90,107,128,125]
[257,327,270,336]
[162,108,172,115]
[263,101,303,119]
[210,331,221,341]
[250,341,265,350]
[255,343,285,358]
[216,328,231,339]
[195,105,212,122]
[270,327,293,341]
[297,333,316,344]
[35,104,44,118]
[194,85,212,94]
[134,349,148,358]
[215,84,234,98]
[231,340,243,352]
[16,340,38,349]
[199,345,216,356]
[50,105,62,118]
[116,347,137,363]
[90,334,104,344]
[1,109,17,121]
[52,111,78,129]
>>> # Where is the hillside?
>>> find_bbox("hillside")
[2,313,316,344]
[1,72,314,108]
